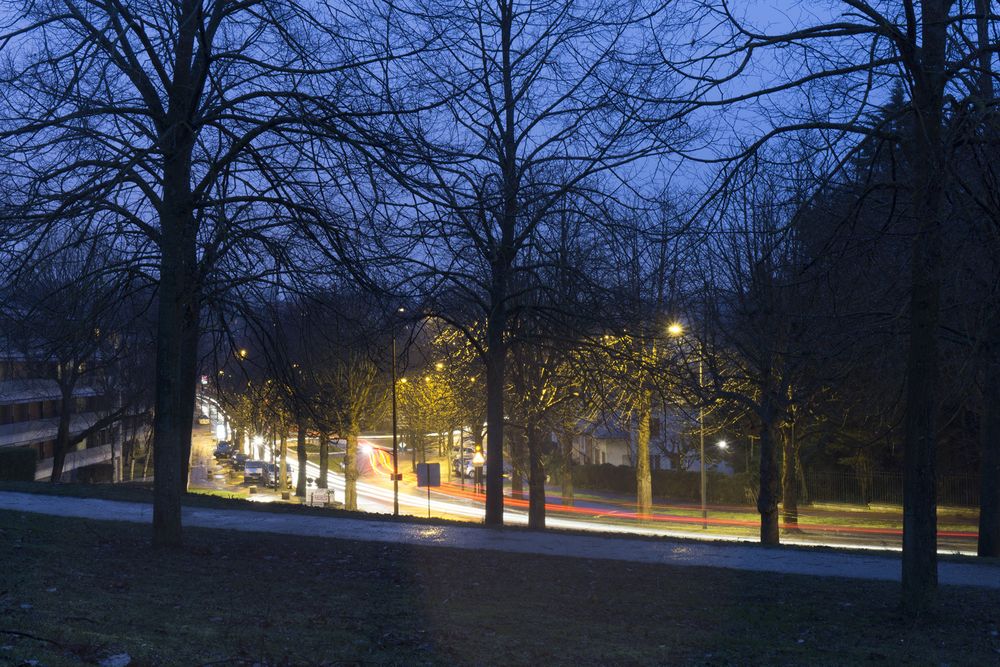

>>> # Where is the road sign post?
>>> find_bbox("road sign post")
[416,462,441,518]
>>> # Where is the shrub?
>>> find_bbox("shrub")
[0,447,38,481]
[571,464,754,505]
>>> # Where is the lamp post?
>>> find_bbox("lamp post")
[391,307,405,516]
[669,322,707,529]
[472,449,485,494]
[699,355,706,529]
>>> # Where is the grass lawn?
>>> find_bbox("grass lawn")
[0,509,998,666]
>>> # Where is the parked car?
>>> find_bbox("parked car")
[230,452,248,469]
[458,458,513,480]
[451,446,476,476]
[263,462,293,488]
[197,414,211,425]
[244,460,267,483]
[213,441,233,460]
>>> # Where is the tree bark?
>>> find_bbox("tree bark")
[345,427,359,510]
[757,403,780,545]
[509,428,525,498]
[279,430,288,490]
[295,424,307,497]
[318,430,329,490]
[447,428,454,483]
[901,0,949,611]
[179,319,200,490]
[560,429,574,506]
[635,389,652,517]
[978,342,1000,556]
[50,380,74,483]
[781,417,799,529]
[485,294,507,526]
[152,236,189,548]
[526,419,545,529]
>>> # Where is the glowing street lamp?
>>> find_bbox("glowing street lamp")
[668,321,708,529]
[472,449,486,494]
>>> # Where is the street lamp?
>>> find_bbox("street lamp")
[668,322,707,529]
[472,449,485,494]
[391,306,405,516]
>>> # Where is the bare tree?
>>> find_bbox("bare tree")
[0,1,393,545]
[366,0,678,525]
[0,238,154,482]
[646,0,1000,611]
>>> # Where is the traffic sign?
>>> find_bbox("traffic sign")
[416,463,440,487]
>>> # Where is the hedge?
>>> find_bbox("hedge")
[571,463,755,505]
[0,447,38,481]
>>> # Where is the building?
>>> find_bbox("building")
[572,407,731,473]
[571,419,631,466]
[0,351,149,481]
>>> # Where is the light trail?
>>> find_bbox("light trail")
[197,400,978,556]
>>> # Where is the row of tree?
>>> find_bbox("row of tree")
[2,0,998,613]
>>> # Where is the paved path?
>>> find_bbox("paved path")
[1,491,997,589]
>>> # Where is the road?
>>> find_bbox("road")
[193,397,980,556]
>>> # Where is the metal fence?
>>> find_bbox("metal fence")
[805,471,979,507]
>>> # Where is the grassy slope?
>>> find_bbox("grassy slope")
[0,509,998,666]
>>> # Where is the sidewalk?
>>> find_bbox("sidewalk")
[1,490,997,589]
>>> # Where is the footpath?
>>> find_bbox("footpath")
[1,491,998,589]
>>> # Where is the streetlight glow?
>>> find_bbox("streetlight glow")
[717,440,728,450]
[667,322,684,337]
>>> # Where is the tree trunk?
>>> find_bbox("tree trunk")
[635,389,652,517]
[781,418,799,528]
[411,431,417,472]
[757,408,780,545]
[318,431,329,490]
[50,383,74,483]
[509,428,525,498]
[296,425,307,497]
[485,291,507,525]
[152,243,188,548]
[901,2,948,610]
[560,429,574,506]
[279,431,288,489]
[444,426,455,484]
[973,0,998,559]
[179,317,200,490]
[527,420,546,529]
[978,343,1000,556]
[345,427,359,510]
